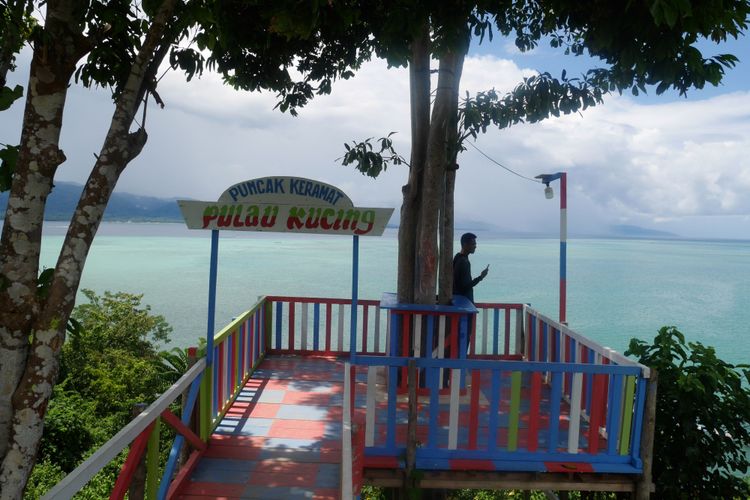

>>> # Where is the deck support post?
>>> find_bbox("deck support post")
[635,370,657,500]
[128,403,148,500]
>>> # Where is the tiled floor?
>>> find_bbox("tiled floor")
[177,356,347,499]
[177,356,601,498]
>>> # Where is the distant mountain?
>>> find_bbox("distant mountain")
[608,224,677,239]
[0,181,182,222]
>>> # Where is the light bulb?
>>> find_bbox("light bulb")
[544,186,554,199]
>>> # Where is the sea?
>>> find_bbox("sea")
[37,222,750,367]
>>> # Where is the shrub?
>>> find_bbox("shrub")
[626,326,750,499]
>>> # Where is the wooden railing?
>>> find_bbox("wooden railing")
[264,296,388,355]
[202,298,268,439]
[43,296,271,500]
[44,295,651,498]
[41,359,206,500]
[341,302,652,495]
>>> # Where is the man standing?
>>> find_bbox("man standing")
[453,232,489,304]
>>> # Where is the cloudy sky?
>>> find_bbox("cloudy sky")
[2,32,749,239]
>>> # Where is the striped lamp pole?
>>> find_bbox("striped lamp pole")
[535,172,567,324]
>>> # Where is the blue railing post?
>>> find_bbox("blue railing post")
[350,235,360,359]
[206,229,219,365]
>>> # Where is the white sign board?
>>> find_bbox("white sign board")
[178,177,394,236]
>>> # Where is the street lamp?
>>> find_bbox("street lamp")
[535,172,567,324]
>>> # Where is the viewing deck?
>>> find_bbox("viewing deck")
[44,295,654,500]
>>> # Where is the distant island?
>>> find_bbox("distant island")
[0,181,183,222]
[0,182,681,240]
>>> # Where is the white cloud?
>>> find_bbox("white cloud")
[2,51,749,239]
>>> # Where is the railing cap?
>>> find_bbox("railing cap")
[379,292,478,314]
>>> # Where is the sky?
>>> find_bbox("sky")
[2,29,749,240]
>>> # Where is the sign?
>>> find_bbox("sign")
[178,177,394,236]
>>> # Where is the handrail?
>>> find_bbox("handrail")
[525,306,650,377]
[42,359,206,500]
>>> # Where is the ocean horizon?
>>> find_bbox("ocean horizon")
[33,221,750,366]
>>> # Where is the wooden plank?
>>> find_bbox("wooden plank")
[508,371,522,451]
[313,303,320,352]
[504,308,511,356]
[428,365,440,448]
[413,314,422,357]
[438,316,446,385]
[588,374,607,454]
[493,308,500,355]
[619,376,636,455]
[366,366,376,447]
[528,372,542,452]
[160,409,205,452]
[301,302,308,351]
[374,306,381,354]
[387,366,397,449]
[342,362,354,500]
[365,470,639,493]
[338,304,345,352]
[515,308,523,356]
[607,374,624,455]
[469,370,481,449]
[450,315,459,358]
[165,448,205,500]
[289,301,296,351]
[109,422,155,500]
[145,417,160,500]
[275,301,282,349]
[426,315,435,361]
[362,304,369,353]
[401,314,410,386]
[326,303,332,352]
[448,369,460,449]
[568,372,583,454]
[548,372,563,453]
[482,307,489,355]
[488,370,501,452]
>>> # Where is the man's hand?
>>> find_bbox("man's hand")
[480,264,489,279]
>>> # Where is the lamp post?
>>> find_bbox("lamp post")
[534,172,567,324]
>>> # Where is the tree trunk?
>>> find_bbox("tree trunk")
[415,45,467,305]
[0,0,90,466]
[437,40,466,305]
[397,22,430,304]
[0,0,177,495]
[438,168,457,305]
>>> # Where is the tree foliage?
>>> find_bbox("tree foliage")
[24,289,180,497]
[60,289,172,415]
[626,327,750,499]
[1,1,372,493]
[331,0,749,307]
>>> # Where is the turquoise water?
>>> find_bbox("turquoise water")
[38,223,750,366]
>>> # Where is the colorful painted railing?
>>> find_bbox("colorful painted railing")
[473,302,525,357]
[264,296,388,355]
[44,295,651,498]
[41,358,207,500]
[43,297,270,499]
[350,354,649,475]
[341,301,651,486]
[523,306,651,437]
[201,297,269,439]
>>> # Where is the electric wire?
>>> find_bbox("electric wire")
[466,140,542,183]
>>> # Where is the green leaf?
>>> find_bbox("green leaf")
[36,268,55,300]
[0,144,19,192]
[0,85,24,111]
